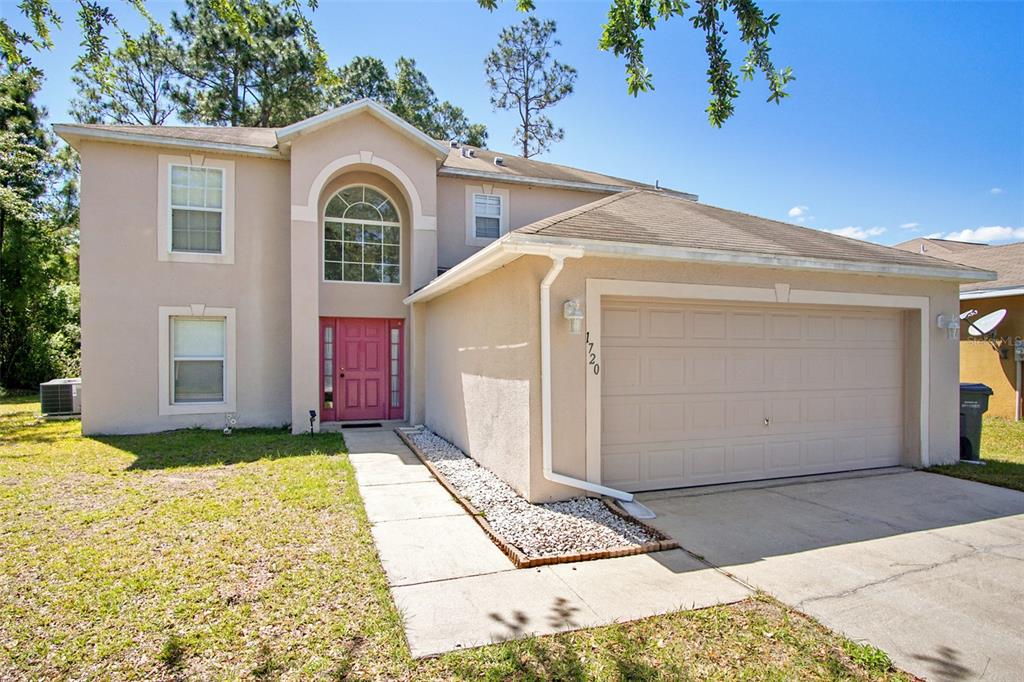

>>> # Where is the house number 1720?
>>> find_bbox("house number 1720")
[585,331,600,375]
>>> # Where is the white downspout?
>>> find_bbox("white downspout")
[540,253,636,503]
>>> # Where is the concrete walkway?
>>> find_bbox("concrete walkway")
[345,428,750,657]
[642,471,1024,682]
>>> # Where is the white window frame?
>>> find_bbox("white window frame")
[465,184,509,247]
[322,184,403,287]
[157,154,235,264]
[158,304,237,416]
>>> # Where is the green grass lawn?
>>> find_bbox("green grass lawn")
[928,416,1024,492]
[0,398,909,680]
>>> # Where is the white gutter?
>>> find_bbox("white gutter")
[52,124,283,159]
[538,249,635,502]
[961,286,1024,300]
[437,166,698,201]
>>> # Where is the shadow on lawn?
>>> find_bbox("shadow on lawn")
[95,428,347,470]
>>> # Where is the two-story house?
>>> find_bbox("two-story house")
[57,100,993,503]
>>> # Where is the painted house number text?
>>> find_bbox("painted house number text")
[586,331,600,375]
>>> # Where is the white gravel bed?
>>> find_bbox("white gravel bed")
[404,428,660,558]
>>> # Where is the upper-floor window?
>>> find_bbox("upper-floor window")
[158,155,235,265]
[465,185,509,247]
[170,165,224,253]
[472,193,502,240]
[323,185,401,284]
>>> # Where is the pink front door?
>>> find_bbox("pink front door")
[320,317,403,422]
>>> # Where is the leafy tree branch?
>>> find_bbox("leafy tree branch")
[479,0,794,127]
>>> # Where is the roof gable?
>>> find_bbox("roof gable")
[275,99,449,158]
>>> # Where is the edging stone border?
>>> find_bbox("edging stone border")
[394,427,679,569]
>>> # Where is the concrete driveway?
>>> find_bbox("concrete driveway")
[641,470,1024,681]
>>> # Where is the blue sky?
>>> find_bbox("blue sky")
[8,0,1024,245]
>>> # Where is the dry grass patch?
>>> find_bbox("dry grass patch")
[0,398,909,680]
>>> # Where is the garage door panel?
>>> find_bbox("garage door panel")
[727,351,766,386]
[601,348,641,390]
[601,299,905,491]
[688,350,727,387]
[647,446,686,482]
[602,448,642,488]
[769,313,803,340]
[728,311,766,339]
[603,306,642,338]
[645,349,686,386]
[648,308,686,338]
[691,310,727,339]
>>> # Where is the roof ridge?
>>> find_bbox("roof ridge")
[458,144,650,187]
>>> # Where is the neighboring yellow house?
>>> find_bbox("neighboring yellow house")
[895,238,1024,419]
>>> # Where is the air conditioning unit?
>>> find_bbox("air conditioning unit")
[39,378,82,416]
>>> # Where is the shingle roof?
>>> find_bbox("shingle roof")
[71,124,280,149]
[892,237,990,262]
[515,190,988,273]
[947,242,1024,292]
[60,123,675,193]
[440,145,660,192]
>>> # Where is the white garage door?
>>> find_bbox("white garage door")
[601,298,905,492]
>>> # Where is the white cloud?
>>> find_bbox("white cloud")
[787,205,814,223]
[924,232,944,239]
[827,226,886,240]
[899,222,919,230]
[935,226,1024,243]
[990,187,1004,195]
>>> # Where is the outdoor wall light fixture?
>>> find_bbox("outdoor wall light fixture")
[563,299,584,335]
[937,314,960,340]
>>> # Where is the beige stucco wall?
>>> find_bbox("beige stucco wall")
[422,257,550,499]
[422,252,963,503]
[435,177,607,269]
[287,111,442,430]
[78,140,291,434]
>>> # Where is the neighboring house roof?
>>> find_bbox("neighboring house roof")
[946,241,1024,296]
[53,99,693,198]
[895,238,1024,297]
[892,237,989,262]
[407,190,994,304]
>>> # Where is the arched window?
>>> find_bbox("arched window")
[323,185,401,284]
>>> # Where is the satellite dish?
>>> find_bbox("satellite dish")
[967,309,1007,337]
[960,309,977,320]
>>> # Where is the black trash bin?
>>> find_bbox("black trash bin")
[959,383,994,462]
